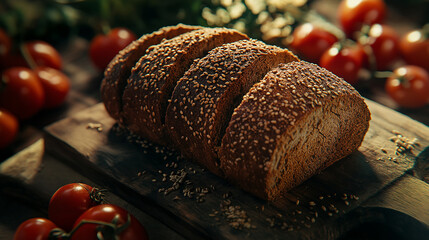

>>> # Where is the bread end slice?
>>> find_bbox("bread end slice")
[101,24,202,123]
[219,61,371,200]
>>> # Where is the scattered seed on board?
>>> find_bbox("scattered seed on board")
[389,130,419,155]
[87,122,103,132]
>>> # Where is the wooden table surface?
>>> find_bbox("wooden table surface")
[1,1,428,239]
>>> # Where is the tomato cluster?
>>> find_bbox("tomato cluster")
[289,0,429,108]
[14,183,149,240]
[0,26,135,149]
[0,31,72,149]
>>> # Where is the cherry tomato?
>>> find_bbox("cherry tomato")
[0,28,11,58]
[34,66,70,109]
[71,204,148,240]
[399,29,429,71]
[49,183,103,232]
[385,65,429,108]
[366,24,400,70]
[89,28,137,70]
[0,108,19,149]
[13,218,60,240]
[319,44,363,85]
[0,67,45,120]
[338,0,386,38]
[289,23,338,63]
[22,41,63,70]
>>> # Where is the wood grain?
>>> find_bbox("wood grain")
[44,98,429,239]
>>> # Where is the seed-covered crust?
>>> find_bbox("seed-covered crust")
[219,61,371,200]
[122,28,248,145]
[101,24,202,123]
[165,39,298,176]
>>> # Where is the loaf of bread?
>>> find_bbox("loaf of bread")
[100,25,371,201]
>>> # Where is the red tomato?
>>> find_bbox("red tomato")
[49,183,103,232]
[0,28,11,58]
[319,45,363,85]
[399,29,429,71]
[71,204,148,240]
[289,23,338,63]
[366,24,400,70]
[385,65,429,108]
[0,108,19,149]
[22,41,62,70]
[338,0,386,38]
[13,218,60,240]
[0,67,45,120]
[89,28,137,70]
[34,66,70,109]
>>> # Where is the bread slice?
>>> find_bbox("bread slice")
[165,39,299,176]
[101,24,202,123]
[121,28,248,145]
[219,61,371,200]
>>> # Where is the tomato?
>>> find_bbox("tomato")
[289,23,338,63]
[0,108,19,149]
[319,44,363,85]
[366,24,400,70]
[89,27,137,70]
[71,204,148,240]
[385,65,429,108]
[0,67,45,120]
[0,28,11,58]
[22,40,62,70]
[338,0,386,38]
[399,29,429,71]
[34,66,70,109]
[0,40,62,70]
[49,183,103,232]
[13,218,60,240]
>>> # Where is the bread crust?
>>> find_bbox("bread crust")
[101,24,371,201]
[165,39,298,176]
[101,24,201,123]
[219,61,371,200]
[121,28,248,145]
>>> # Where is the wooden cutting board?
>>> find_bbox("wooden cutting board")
[44,99,429,239]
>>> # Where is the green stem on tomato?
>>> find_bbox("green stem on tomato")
[302,9,345,41]
[356,24,378,81]
[49,214,132,240]
[19,43,37,70]
[48,228,68,240]
[374,71,393,79]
